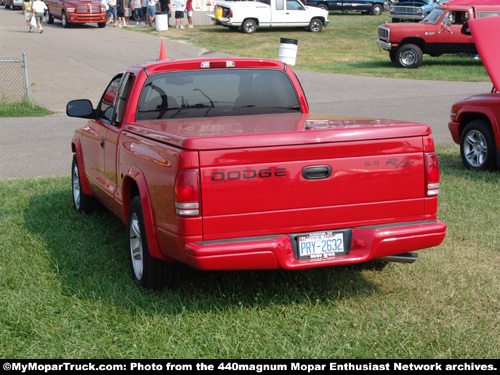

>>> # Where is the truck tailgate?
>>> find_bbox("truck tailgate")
[198,117,432,240]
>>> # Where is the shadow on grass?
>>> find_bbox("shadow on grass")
[24,186,382,315]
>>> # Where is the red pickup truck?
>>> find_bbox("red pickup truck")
[448,16,500,171]
[67,58,446,290]
[377,0,500,68]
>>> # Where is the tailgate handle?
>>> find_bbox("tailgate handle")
[302,165,332,180]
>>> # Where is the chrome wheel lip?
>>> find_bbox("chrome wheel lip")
[464,129,488,168]
[129,212,144,281]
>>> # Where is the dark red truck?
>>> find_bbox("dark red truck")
[67,57,446,290]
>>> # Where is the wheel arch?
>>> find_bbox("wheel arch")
[71,140,94,197]
[399,38,428,54]
[457,108,500,153]
[122,166,169,262]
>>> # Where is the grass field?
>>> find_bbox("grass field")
[142,14,490,82]
[1,146,498,359]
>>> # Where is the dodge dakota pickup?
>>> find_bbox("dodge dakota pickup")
[67,57,446,290]
[448,16,500,171]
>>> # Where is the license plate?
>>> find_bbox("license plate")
[298,231,344,260]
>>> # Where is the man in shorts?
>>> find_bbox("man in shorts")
[32,0,48,33]
[173,0,185,29]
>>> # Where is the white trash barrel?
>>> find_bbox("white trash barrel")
[278,38,298,65]
[156,14,169,31]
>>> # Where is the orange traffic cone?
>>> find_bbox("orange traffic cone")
[159,39,167,61]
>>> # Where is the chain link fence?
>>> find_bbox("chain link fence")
[0,53,30,103]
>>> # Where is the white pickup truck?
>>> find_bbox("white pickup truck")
[212,0,330,33]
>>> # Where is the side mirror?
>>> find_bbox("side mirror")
[66,99,95,119]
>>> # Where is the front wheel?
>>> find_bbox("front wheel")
[241,19,257,34]
[62,11,70,28]
[395,44,423,68]
[128,196,182,290]
[71,154,98,214]
[308,18,323,33]
[460,120,497,171]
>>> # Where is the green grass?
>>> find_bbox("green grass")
[140,14,490,81]
[1,146,498,358]
[0,101,53,117]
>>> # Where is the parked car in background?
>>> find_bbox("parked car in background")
[448,16,500,171]
[4,0,24,10]
[213,0,330,33]
[45,0,107,28]
[377,0,500,68]
[303,0,386,15]
[389,0,452,22]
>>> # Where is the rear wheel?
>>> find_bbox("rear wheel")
[241,19,257,34]
[395,44,423,69]
[47,10,54,24]
[128,196,182,290]
[460,120,497,171]
[371,4,383,16]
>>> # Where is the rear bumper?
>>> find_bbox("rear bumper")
[183,220,446,270]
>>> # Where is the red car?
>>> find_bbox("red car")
[67,57,446,290]
[45,0,107,28]
[448,16,500,170]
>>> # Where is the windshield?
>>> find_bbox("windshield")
[423,8,445,23]
[136,69,301,121]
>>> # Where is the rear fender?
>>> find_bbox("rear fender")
[123,166,171,262]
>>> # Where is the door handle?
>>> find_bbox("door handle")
[302,165,332,180]
[100,137,105,148]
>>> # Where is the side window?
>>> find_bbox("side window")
[276,0,284,10]
[97,75,122,123]
[286,0,304,10]
[115,73,134,125]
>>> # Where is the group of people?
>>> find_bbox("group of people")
[104,0,194,29]
[22,0,48,33]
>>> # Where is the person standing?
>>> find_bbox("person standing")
[107,0,118,26]
[173,0,185,29]
[117,0,127,27]
[186,0,193,28]
[132,0,143,25]
[32,0,47,33]
[23,0,33,33]
[147,0,157,26]
[159,0,170,27]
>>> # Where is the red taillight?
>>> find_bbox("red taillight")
[229,9,233,18]
[174,170,200,216]
[425,153,440,196]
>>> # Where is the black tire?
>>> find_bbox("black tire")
[308,18,323,33]
[128,196,182,290]
[47,10,54,24]
[241,19,257,34]
[389,49,398,63]
[97,22,106,28]
[71,154,98,214]
[371,4,383,16]
[395,44,423,69]
[460,119,497,171]
[317,3,328,11]
[62,11,70,28]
